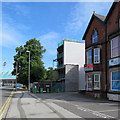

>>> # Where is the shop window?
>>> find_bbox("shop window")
[92,30,98,43]
[94,48,100,64]
[87,75,92,91]
[111,71,120,91]
[94,74,100,90]
[87,50,92,64]
[111,36,120,58]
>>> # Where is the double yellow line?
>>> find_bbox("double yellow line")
[0,88,15,120]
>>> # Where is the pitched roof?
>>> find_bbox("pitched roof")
[105,2,118,23]
[94,13,106,22]
[0,70,16,80]
[82,12,106,40]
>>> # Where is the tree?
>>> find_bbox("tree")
[12,38,46,86]
[46,67,58,80]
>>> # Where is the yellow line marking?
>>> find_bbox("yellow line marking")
[0,88,15,119]
[0,92,12,113]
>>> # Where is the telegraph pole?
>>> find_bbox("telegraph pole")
[26,51,30,91]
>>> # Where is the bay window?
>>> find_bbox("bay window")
[94,74,100,90]
[111,36,120,58]
[87,50,92,64]
[111,71,120,91]
[94,48,100,64]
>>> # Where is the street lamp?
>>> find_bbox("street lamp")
[26,50,30,91]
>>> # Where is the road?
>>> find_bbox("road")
[0,86,14,119]
[0,86,13,107]
[6,91,119,119]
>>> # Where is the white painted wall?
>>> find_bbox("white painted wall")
[63,41,85,90]
[64,41,85,66]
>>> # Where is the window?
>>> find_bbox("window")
[111,71,120,91]
[92,30,98,43]
[111,36,120,58]
[94,74,100,90]
[94,48,100,64]
[87,75,92,91]
[87,50,92,64]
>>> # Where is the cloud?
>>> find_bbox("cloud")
[1,3,30,48]
[38,32,61,56]
[2,3,30,17]
[65,2,113,37]
[0,23,21,47]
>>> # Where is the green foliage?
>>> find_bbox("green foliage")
[12,38,46,85]
[46,67,58,81]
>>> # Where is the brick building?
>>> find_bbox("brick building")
[105,1,120,101]
[82,1,120,101]
[82,12,106,98]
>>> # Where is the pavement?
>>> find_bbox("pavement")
[3,90,120,120]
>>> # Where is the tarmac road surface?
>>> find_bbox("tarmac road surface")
[5,91,120,119]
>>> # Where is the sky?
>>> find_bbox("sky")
[1,1,113,71]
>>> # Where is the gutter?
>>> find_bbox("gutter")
[105,23,108,99]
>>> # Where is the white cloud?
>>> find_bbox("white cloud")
[2,3,30,17]
[38,32,61,56]
[1,3,30,48]
[65,2,113,37]
[0,22,24,48]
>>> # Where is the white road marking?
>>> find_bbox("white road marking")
[98,109,120,112]
[74,105,79,107]
[77,106,115,119]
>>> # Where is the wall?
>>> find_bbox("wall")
[65,64,79,92]
[84,16,106,93]
[106,2,120,94]
[64,41,85,66]
[64,41,85,90]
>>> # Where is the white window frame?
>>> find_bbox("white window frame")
[87,50,92,64]
[94,74,100,90]
[94,48,100,64]
[111,71,120,91]
[92,30,98,43]
[87,75,92,91]
[111,37,120,58]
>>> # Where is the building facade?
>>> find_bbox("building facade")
[105,1,120,101]
[0,70,16,86]
[82,13,106,98]
[83,1,120,101]
[57,38,85,92]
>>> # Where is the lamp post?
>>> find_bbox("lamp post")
[16,61,18,91]
[26,51,30,91]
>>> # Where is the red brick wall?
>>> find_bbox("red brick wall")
[84,16,106,92]
[85,17,105,47]
[107,2,120,35]
[107,2,120,93]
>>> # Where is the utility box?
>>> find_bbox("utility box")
[32,82,38,93]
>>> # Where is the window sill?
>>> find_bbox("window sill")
[94,88,100,90]
[94,62,100,64]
